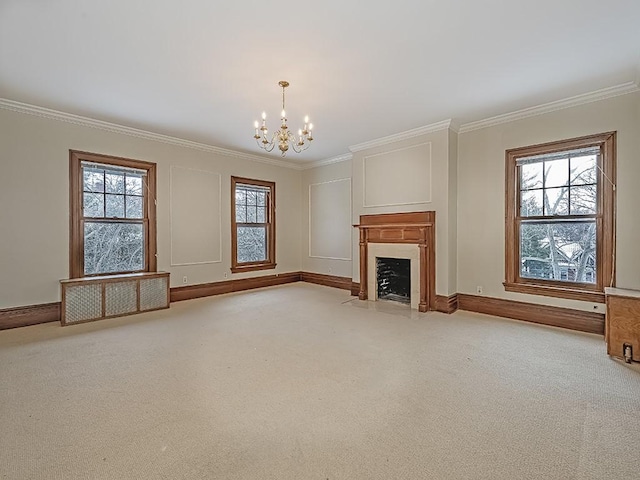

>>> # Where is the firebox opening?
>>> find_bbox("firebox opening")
[376,257,411,305]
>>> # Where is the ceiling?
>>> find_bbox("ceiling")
[1,0,639,166]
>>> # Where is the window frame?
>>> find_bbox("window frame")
[504,132,616,303]
[231,176,276,274]
[69,150,157,278]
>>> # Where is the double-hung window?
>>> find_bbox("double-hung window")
[231,176,275,273]
[504,133,615,302]
[70,151,157,278]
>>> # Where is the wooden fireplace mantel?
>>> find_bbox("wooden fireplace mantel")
[355,211,436,312]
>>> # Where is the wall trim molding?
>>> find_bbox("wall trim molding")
[304,153,353,170]
[300,272,352,291]
[170,272,301,302]
[349,119,453,152]
[169,166,223,266]
[362,142,432,207]
[308,178,353,260]
[0,302,61,330]
[458,81,640,133]
[0,98,304,170]
[1,287,605,335]
[435,294,459,314]
[457,293,604,335]
[171,272,357,302]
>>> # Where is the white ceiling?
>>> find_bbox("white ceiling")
[1,0,639,165]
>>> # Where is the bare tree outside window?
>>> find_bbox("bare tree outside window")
[82,165,146,275]
[519,151,597,284]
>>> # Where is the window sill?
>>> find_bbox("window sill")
[62,271,165,285]
[230,262,277,274]
[503,282,605,303]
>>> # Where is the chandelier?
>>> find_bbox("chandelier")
[253,80,314,156]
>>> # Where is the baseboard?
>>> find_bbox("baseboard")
[300,272,352,291]
[170,272,301,302]
[0,302,61,330]
[435,294,459,314]
[457,293,604,334]
[0,287,604,336]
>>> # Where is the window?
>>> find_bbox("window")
[231,176,275,273]
[70,151,157,278]
[504,132,615,303]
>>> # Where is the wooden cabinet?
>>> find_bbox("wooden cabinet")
[605,287,640,362]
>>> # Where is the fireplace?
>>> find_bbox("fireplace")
[356,212,435,312]
[377,257,411,305]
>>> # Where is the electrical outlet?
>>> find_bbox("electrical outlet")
[182,276,188,284]
[224,272,228,279]
[476,285,483,294]
[328,267,333,274]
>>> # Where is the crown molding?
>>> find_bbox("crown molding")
[303,153,353,170]
[458,82,640,134]
[0,98,304,170]
[448,119,461,134]
[349,119,453,153]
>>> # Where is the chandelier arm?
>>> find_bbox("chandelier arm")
[290,139,311,154]
[256,130,277,152]
[265,130,277,146]
[263,140,276,153]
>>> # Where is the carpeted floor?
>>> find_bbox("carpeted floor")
[1,283,639,479]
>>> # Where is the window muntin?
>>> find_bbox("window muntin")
[70,151,157,278]
[504,133,615,302]
[231,177,275,273]
[518,148,598,219]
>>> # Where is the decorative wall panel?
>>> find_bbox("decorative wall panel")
[170,166,221,265]
[309,178,352,260]
[363,142,431,207]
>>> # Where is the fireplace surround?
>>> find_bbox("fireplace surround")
[355,212,436,312]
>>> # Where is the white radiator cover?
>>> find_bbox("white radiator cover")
[61,273,169,325]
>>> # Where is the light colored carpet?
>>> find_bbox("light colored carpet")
[1,283,639,479]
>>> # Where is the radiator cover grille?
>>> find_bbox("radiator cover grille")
[61,273,169,326]
[105,281,138,317]
[140,277,169,311]
[64,284,102,324]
